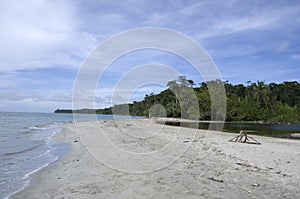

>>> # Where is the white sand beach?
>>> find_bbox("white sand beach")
[13,118,300,199]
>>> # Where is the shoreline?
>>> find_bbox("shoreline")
[5,125,71,199]
[13,119,300,198]
[0,120,73,199]
[11,123,76,198]
[54,113,300,124]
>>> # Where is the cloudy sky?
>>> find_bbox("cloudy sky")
[1,0,300,112]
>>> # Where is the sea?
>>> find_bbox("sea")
[0,112,133,199]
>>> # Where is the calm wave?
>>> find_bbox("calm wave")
[0,112,136,199]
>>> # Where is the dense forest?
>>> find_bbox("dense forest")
[55,76,300,123]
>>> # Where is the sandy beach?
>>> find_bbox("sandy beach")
[13,118,300,199]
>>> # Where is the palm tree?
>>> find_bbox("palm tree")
[252,81,270,108]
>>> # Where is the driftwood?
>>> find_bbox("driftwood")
[229,130,261,145]
[208,176,224,183]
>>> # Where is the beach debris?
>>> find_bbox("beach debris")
[183,139,198,143]
[273,160,279,166]
[208,176,224,183]
[236,162,251,167]
[275,170,290,177]
[229,130,261,145]
[275,170,281,174]
[251,183,260,187]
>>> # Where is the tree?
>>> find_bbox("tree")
[167,76,199,119]
[252,81,270,109]
[63,78,300,123]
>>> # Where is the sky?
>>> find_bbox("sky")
[0,0,300,112]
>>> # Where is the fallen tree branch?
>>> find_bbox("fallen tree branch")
[229,130,261,145]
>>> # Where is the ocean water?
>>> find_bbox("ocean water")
[0,112,134,199]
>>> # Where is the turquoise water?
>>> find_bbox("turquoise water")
[0,112,135,199]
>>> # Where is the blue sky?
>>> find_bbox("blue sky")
[0,0,300,112]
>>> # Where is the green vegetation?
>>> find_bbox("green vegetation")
[55,77,300,123]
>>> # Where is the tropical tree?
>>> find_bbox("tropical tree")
[252,81,271,109]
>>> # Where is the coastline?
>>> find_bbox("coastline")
[0,114,73,199]
[13,118,300,198]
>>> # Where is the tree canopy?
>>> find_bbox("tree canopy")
[55,77,300,123]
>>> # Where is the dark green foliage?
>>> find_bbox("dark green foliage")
[54,109,72,113]
[55,77,300,123]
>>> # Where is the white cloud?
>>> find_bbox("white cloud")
[0,78,18,89]
[0,88,75,112]
[1,0,300,112]
[0,0,97,72]
[0,89,72,102]
[186,1,300,40]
